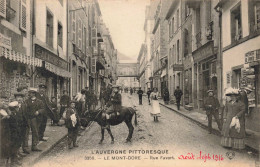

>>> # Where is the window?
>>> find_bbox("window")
[172,45,175,65]
[176,9,179,29]
[231,3,242,42]
[169,21,172,38]
[177,40,180,63]
[185,3,191,18]
[58,22,63,48]
[169,48,172,65]
[249,0,260,32]
[78,19,82,49]
[172,17,174,34]
[184,29,189,57]
[83,27,87,53]
[46,10,53,47]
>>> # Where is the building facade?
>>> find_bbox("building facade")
[0,0,34,102]
[216,0,260,132]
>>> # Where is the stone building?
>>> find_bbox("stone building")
[216,0,260,132]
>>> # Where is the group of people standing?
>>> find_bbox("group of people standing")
[0,84,58,166]
[204,86,253,150]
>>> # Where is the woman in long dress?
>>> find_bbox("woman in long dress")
[221,88,246,150]
[150,88,160,122]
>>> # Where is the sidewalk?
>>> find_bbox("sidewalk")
[158,100,260,152]
[20,119,68,166]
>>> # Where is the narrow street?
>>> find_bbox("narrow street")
[34,93,257,167]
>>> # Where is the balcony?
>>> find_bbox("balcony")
[72,43,86,61]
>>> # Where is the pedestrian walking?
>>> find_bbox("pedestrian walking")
[174,86,183,110]
[60,90,70,121]
[75,89,86,118]
[163,88,170,105]
[36,84,56,142]
[150,88,160,122]
[25,88,45,151]
[137,87,143,105]
[50,97,60,126]
[204,90,222,134]
[221,88,246,150]
[64,100,81,149]
[85,87,91,111]
[147,88,152,105]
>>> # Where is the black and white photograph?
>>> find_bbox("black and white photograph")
[0,0,259,166]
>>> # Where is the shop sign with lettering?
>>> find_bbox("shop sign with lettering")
[0,33,11,50]
[35,44,68,70]
[192,41,214,62]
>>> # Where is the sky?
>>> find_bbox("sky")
[99,0,150,60]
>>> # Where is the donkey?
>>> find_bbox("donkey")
[81,106,137,144]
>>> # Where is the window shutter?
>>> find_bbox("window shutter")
[20,0,27,31]
[226,71,232,87]
[0,0,6,18]
[72,12,76,42]
[91,57,96,73]
[78,19,82,49]
[91,27,97,48]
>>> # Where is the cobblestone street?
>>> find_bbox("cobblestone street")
[33,93,258,167]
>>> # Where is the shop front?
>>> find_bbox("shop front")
[192,41,218,109]
[0,32,42,102]
[243,49,260,132]
[34,44,70,100]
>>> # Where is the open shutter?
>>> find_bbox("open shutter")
[226,71,232,88]
[20,0,26,31]
[78,19,82,49]
[91,27,97,47]
[0,0,6,18]
[72,12,76,42]
[91,57,96,73]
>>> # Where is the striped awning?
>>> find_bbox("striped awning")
[0,46,42,67]
[45,62,71,78]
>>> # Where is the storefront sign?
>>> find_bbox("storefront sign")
[0,33,11,50]
[245,49,260,64]
[192,41,214,63]
[173,64,184,71]
[35,44,68,70]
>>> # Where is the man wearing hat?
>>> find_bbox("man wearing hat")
[104,85,122,129]
[174,86,183,110]
[137,87,143,105]
[239,85,252,115]
[204,89,222,134]
[14,92,30,154]
[24,88,44,151]
[36,84,56,142]
[8,101,22,166]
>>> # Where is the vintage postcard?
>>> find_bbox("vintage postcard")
[0,0,259,167]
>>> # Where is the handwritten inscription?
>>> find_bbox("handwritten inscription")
[178,151,224,162]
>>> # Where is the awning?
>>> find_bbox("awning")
[0,46,42,67]
[71,54,86,69]
[161,69,166,78]
[45,62,71,78]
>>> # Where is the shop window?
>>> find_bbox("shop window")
[46,10,53,47]
[232,69,241,88]
[231,3,242,42]
[58,22,63,48]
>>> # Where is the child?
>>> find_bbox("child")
[64,100,81,149]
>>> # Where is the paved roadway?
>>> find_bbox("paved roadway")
[34,93,258,167]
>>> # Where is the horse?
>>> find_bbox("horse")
[81,106,137,144]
